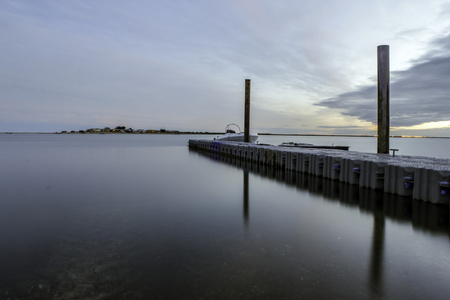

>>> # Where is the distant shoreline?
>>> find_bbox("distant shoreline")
[1,132,450,138]
[0,131,223,135]
[258,133,450,139]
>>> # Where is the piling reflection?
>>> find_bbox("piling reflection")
[243,170,249,225]
[368,193,385,297]
[189,148,449,237]
[190,148,450,298]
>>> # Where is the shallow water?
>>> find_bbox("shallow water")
[0,134,449,299]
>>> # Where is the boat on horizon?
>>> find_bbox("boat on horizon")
[279,142,349,150]
[215,124,258,143]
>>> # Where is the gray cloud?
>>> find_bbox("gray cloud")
[316,33,450,127]
[1,0,450,133]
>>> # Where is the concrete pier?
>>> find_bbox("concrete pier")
[189,140,450,205]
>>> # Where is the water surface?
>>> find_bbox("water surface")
[0,134,449,299]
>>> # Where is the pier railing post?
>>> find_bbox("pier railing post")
[244,79,251,143]
[377,45,390,154]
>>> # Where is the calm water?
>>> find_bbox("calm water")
[0,134,449,299]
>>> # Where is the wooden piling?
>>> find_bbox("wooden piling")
[377,45,390,154]
[244,79,251,143]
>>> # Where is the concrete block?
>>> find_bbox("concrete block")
[299,153,311,174]
[292,152,301,172]
[360,159,387,190]
[323,155,342,180]
[310,153,325,177]
[384,164,415,196]
[340,157,362,185]
[286,151,293,171]
[413,168,450,204]
[276,151,287,169]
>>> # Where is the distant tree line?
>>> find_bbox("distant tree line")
[58,126,221,135]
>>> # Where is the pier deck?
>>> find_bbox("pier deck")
[189,140,450,205]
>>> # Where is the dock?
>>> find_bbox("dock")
[188,140,450,205]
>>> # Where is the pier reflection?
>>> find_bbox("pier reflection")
[190,148,449,237]
[190,148,450,298]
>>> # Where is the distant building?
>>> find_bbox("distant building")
[86,128,102,133]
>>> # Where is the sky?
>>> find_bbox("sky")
[1,0,450,136]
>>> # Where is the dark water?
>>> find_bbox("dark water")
[0,134,449,299]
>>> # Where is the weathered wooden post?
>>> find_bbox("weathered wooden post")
[244,79,251,143]
[377,45,390,154]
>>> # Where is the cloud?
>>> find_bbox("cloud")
[1,0,450,134]
[0,1,249,131]
[316,33,450,128]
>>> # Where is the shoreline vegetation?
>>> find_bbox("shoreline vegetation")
[0,126,449,138]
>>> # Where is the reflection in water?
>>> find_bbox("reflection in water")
[243,170,249,225]
[191,148,450,298]
[192,148,449,236]
[369,194,385,297]
[2,136,449,299]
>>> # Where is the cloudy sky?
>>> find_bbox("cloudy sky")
[1,0,450,135]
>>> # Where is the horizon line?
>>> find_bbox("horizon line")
[2,131,450,139]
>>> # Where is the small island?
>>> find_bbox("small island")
[58,126,222,135]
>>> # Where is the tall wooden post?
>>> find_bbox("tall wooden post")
[377,45,390,154]
[244,79,251,143]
